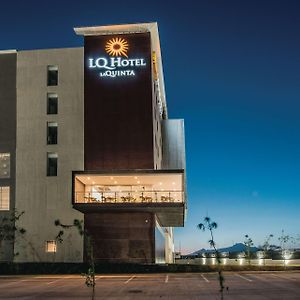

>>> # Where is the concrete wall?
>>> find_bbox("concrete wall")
[14,48,84,262]
[165,227,174,263]
[155,218,165,263]
[152,81,163,170]
[0,52,17,261]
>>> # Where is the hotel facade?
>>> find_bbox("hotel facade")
[0,23,186,264]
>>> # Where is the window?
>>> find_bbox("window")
[47,93,58,114]
[47,65,58,86]
[47,153,57,176]
[0,186,10,210]
[46,240,57,253]
[47,122,58,144]
[0,153,10,178]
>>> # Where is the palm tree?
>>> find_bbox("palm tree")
[198,217,225,299]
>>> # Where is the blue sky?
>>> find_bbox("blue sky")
[1,0,299,253]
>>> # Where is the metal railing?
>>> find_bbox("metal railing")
[74,190,184,204]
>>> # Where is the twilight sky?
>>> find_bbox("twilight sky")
[1,0,299,253]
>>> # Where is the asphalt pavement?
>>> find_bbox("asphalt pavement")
[0,271,299,299]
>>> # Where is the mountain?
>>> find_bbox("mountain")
[189,243,259,256]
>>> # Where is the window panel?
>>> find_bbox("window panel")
[0,186,10,210]
[47,93,58,114]
[47,152,57,176]
[47,65,58,86]
[47,122,58,145]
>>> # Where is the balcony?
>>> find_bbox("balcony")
[75,190,184,204]
[72,170,186,226]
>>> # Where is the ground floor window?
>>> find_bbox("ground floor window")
[0,186,10,210]
[45,240,57,253]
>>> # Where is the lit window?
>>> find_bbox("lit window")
[47,93,58,114]
[47,65,58,86]
[0,186,10,210]
[47,152,57,176]
[46,240,57,253]
[47,122,58,145]
[0,153,10,178]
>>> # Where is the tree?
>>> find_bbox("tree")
[0,210,26,261]
[261,234,273,265]
[198,217,227,299]
[55,219,96,300]
[244,235,254,265]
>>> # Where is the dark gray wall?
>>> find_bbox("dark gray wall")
[85,212,155,263]
[161,119,187,214]
[0,52,17,261]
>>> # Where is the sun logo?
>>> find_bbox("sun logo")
[105,37,129,58]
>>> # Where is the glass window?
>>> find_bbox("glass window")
[0,153,10,178]
[46,240,57,253]
[47,93,58,114]
[0,186,10,210]
[47,152,57,176]
[47,65,58,86]
[47,122,58,145]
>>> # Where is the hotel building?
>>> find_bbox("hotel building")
[0,23,187,264]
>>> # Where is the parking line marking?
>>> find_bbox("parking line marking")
[201,274,209,282]
[165,275,169,283]
[235,274,252,282]
[46,279,64,285]
[96,275,131,278]
[96,276,103,281]
[270,274,296,281]
[0,281,23,288]
[124,276,135,284]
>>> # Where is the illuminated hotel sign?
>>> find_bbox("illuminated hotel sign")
[84,32,153,169]
[87,37,147,78]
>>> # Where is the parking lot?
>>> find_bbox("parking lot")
[0,271,299,299]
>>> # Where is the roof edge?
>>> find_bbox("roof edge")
[74,22,157,36]
[0,50,17,54]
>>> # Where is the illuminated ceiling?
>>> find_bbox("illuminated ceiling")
[76,173,183,191]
